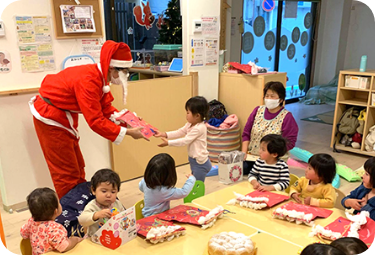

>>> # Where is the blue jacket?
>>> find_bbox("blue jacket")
[341,183,375,220]
[139,176,196,217]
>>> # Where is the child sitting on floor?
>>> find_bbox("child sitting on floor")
[20,188,82,255]
[78,169,125,237]
[139,153,196,217]
[342,157,375,221]
[248,134,290,191]
[290,153,337,208]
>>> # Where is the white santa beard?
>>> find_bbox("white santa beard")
[118,71,128,105]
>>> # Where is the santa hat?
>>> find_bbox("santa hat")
[100,40,133,84]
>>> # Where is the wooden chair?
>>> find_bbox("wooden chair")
[20,238,32,255]
[285,174,299,194]
[134,199,145,220]
[184,181,205,203]
[334,188,346,210]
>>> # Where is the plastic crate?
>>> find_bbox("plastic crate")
[153,44,182,65]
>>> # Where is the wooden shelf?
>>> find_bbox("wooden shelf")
[331,69,375,156]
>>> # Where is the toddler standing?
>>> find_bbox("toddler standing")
[139,153,196,217]
[78,169,124,237]
[20,188,82,255]
[155,96,211,182]
[248,134,290,191]
[290,153,337,208]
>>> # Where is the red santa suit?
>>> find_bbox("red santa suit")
[29,40,132,198]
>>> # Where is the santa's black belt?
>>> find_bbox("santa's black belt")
[39,94,67,111]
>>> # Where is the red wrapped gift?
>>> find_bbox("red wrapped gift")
[136,215,185,238]
[115,111,158,138]
[324,216,375,247]
[276,201,333,220]
[156,205,219,225]
[228,62,252,74]
[243,191,290,208]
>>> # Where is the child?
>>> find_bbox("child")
[78,169,125,237]
[155,96,212,182]
[330,237,368,255]
[139,153,196,217]
[300,243,345,255]
[20,188,82,255]
[290,153,337,208]
[248,134,290,191]
[342,157,375,220]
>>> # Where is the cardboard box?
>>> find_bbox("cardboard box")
[345,75,370,89]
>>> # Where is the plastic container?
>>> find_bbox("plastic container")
[360,55,367,72]
[153,44,182,65]
[130,49,154,68]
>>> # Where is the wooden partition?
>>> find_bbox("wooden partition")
[110,73,198,182]
[218,72,287,145]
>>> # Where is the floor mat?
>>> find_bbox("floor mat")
[301,110,334,125]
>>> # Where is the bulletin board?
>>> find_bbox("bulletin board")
[50,0,103,39]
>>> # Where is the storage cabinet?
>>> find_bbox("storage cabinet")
[331,69,375,156]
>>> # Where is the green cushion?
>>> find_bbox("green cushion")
[336,164,362,182]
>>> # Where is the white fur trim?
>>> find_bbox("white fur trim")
[109,109,128,125]
[114,127,127,145]
[110,59,133,68]
[102,85,110,93]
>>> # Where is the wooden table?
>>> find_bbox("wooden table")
[48,201,302,255]
[192,181,346,247]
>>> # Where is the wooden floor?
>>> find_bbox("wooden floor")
[1,102,367,254]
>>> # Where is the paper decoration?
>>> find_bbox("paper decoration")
[115,111,158,139]
[91,207,137,250]
[156,205,211,225]
[245,191,290,208]
[137,215,185,238]
[133,1,155,30]
[0,50,11,73]
[324,216,375,247]
[275,201,333,220]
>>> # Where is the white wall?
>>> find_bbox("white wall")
[343,1,375,70]
[0,0,110,208]
[181,0,221,101]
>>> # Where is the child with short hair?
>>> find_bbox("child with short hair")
[290,153,337,208]
[248,134,290,191]
[20,188,82,255]
[78,169,124,237]
[155,96,212,182]
[342,157,375,221]
[139,153,196,217]
[300,243,345,255]
[330,237,368,255]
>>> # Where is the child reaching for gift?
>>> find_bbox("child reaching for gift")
[248,134,290,191]
[342,157,375,220]
[20,188,82,255]
[290,153,337,208]
[154,96,212,182]
[139,153,196,217]
[78,169,125,237]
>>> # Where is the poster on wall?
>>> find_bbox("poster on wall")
[205,38,219,66]
[81,39,103,63]
[190,38,204,67]
[15,16,56,72]
[0,50,12,73]
[60,5,96,33]
[202,16,219,36]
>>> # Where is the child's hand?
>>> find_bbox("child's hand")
[291,193,302,204]
[154,130,167,138]
[345,198,365,211]
[93,209,112,221]
[304,197,311,205]
[186,174,194,178]
[251,180,260,190]
[257,185,274,192]
[158,137,169,147]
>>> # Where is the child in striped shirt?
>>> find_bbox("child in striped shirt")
[248,134,290,191]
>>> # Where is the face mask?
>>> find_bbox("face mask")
[264,98,280,110]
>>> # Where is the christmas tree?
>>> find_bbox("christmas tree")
[158,0,182,44]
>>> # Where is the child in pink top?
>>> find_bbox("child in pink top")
[20,188,82,255]
[155,96,212,182]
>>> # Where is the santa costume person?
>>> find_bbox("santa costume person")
[30,40,146,199]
